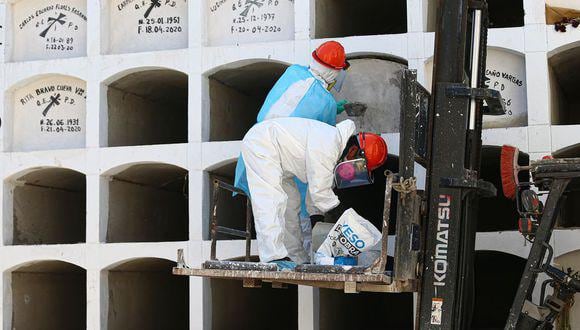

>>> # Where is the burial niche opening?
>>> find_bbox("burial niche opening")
[478,146,529,232]
[209,278,297,330]
[10,168,86,245]
[554,144,580,228]
[206,160,256,240]
[106,258,189,330]
[335,155,400,234]
[106,163,188,243]
[334,54,408,134]
[10,261,86,330]
[487,0,525,28]
[208,61,288,141]
[549,46,580,125]
[315,0,407,38]
[471,251,526,329]
[426,0,523,31]
[319,289,413,329]
[107,69,188,147]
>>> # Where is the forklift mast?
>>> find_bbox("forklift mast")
[417,0,503,328]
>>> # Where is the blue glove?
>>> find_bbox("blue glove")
[270,259,297,271]
[336,99,348,114]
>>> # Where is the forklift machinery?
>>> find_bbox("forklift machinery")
[174,0,579,328]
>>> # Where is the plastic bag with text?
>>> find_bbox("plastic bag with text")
[314,208,382,265]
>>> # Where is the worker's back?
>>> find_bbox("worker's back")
[242,117,354,183]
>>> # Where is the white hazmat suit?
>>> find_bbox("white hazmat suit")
[241,117,356,263]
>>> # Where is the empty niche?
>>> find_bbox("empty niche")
[478,146,529,232]
[334,54,408,134]
[106,163,188,242]
[10,0,87,61]
[207,0,294,46]
[106,69,188,147]
[549,45,580,125]
[106,0,188,54]
[425,0,523,31]
[554,250,580,327]
[9,261,86,330]
[7,168,86,245]
[314,0,407,38]
[553,144,580,228]
[206,160,255,240]
[209,279,297,330]
[471,251,526,329]
[11,75,87,151]
[319,289,413,329]
[487,0,524,28]
[105,258,189,330]
[425,48,527,128]
[207,61,288,141]
[334,155,400,234]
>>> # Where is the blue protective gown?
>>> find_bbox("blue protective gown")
[233,64,338,198]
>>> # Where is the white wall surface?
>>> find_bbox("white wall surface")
[206,0,294,46]
[107,0,188,54]
[11,75,86,151]
[10,0,87,61]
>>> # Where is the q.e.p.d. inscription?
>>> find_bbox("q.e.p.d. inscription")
[109,0,188,54]
[12,0,87,61]
[13,77,86,151]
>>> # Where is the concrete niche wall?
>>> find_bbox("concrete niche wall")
[209,279,297,330]
[106,0,188,54]
[206,161,253,240]
[314,0,407,38]
[10,0,87,61]
[553,144,580,228]
[319,289,413,329]
[549,46,580,125]
[554,250,580,329]
[106,163,188,242]
[11,75,87,152]
[426,48,527,128]
[471,251,526,329]
[207,61,288,141]
[9,261,86,330]
[6,168,86,245]
[106,69,188,147]
[105,258,189,330]
[207,0,294,46]
[425,0,524,31]
[334,55,407,134]
[477,146,529,232]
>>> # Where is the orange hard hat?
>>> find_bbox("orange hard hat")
[357,132,388,171]
[312,41,349,70]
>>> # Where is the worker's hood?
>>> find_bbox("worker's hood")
[336,120,357,157]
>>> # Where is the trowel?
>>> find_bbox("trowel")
[343,102,367,117]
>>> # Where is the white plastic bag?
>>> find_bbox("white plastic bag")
[314,208,382,265]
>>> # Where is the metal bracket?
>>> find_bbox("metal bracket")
[176,249,189,269]
[445,84,506,116]
[440,177,497,198]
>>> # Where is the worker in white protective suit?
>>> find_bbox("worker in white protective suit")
[233,41,351,253]
[241,117,388,270]
[234,41,351,196]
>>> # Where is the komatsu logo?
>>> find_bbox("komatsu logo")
[434,195,451,287]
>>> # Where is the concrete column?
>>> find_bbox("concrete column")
[525,52,551,125]
[298,286,319,330]
[86,173,101,244]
